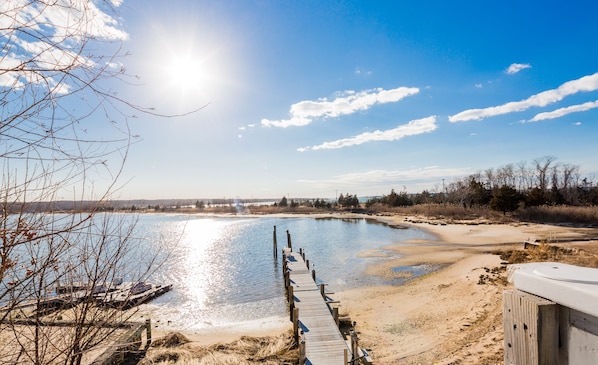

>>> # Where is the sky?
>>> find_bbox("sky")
[4,0,598,200]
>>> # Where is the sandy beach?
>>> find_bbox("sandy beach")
[151,214,598,364]
[334,215,598,364]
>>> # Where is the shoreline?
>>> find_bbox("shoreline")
[148,213,598,363]
[335,215,597,364]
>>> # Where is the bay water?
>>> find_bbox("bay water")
[131,214,436,333]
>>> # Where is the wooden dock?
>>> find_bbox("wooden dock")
[274,226,373,364]
[283,247,349,364]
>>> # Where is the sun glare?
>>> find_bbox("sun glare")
[140,19,240,109]
[166,54,205,91]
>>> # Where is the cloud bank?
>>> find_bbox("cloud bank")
[449,72,598,122]
[528,100,598,122]
[298,166,471,187]
[297,116,436,152]
[261,86,419,128]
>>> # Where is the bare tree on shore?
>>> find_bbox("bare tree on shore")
[0,1,184,364]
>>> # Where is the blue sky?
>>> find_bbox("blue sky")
[5,1,598,200]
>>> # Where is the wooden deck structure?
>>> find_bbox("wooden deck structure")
[275,226,373,365]
[283,247,349,364]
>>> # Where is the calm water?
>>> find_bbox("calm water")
[129,214,435,333]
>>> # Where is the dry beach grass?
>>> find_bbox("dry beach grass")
[139,331,297,365]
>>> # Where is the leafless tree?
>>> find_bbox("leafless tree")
[533,156,556,192]
[1,1,176,364]
[516,161,530,192]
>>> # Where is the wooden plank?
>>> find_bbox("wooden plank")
[503,289,558,365]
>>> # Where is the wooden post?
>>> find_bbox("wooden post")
[145,318,152,345]
[319,283,325,299]
[288,285,295,313]
[312,267,316,281]
[344,348,349,365]
[273,226,277,258]
[286,230,292,250]
[284,269,290,290]
[351,330,359,362]
[299,338,306,365]
[293,307,300,342]
[306,259,310,270]
[333,307,339,327]
[503,290,558,365]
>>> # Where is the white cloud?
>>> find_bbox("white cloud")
[506,63,531,75]
[475,83,483,89]
[298,116,436,152]
[528,100,598,122]
[261,86,419,128]
[449,72,598,122]
[0,0,127,90]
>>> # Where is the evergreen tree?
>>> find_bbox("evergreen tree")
[279,196,288,207]
[490,185,521,214]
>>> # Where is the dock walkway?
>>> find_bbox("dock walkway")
[283,248,349,364]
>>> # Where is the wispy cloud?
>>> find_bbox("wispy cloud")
[449,72,598,122]
[298,166,471,188]
[506,63,532,75]
[261,87,419,128]
[297,116,437,152]
[355,67,372,76]
[528,100,598,122]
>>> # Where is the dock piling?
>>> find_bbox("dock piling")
[286,230,292,250]
[273,226,278,258]
[299,336,306,365]
[351,326,359,362]
[293,307,300,342]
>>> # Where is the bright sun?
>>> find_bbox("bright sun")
[142,25,237,107]
[166,54,206,91]
[163,53,206,94]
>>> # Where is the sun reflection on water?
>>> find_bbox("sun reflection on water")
[134,215,437,333]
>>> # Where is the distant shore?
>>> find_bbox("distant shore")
[148,212,598,364]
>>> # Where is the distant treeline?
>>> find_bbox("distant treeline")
[275,157,598,216]
[11,157,597,216]
[364,157,598,213]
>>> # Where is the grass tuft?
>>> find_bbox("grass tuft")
[140,331,298,365]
